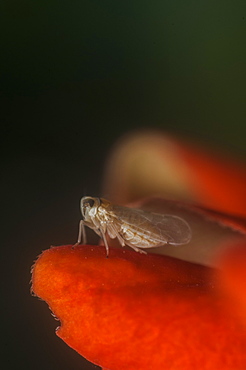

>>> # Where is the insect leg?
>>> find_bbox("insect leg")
[127,244,147,254]
[109,224,125,247]
[72,220,87,248]
[108,223,146,254]
[99,227,110,258]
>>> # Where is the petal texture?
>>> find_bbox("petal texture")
[32,245,246,370]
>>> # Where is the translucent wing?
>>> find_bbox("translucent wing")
[111,205,192,246]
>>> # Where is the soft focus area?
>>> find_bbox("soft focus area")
[1,1,246,369]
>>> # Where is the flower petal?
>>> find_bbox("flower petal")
[32,245,246,369]
[103,131,246,215]
[219,241,246,321]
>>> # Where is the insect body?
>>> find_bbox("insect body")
[75,196,192,257]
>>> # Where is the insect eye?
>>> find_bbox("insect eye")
[86,199,95,208]
[81,197,97,218]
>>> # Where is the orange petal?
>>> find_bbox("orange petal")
[218,241,246,321]
[103,131,246,215]
[32,245,246,369]
[178,141,246,216]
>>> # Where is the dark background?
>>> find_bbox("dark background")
[1,1,246,369]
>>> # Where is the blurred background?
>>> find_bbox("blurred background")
[1,1,246,369]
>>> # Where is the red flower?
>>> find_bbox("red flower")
[32,132,246,369]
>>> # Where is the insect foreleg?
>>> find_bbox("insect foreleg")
[72,220,87,248]
[78,220,87,244]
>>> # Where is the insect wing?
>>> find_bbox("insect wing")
[111,205,191,245]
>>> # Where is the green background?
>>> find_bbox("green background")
[1,1,246,369]
[2,0,246,160]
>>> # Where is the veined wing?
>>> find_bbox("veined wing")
[110,205,192,245]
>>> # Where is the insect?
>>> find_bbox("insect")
[74,196,192,257]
